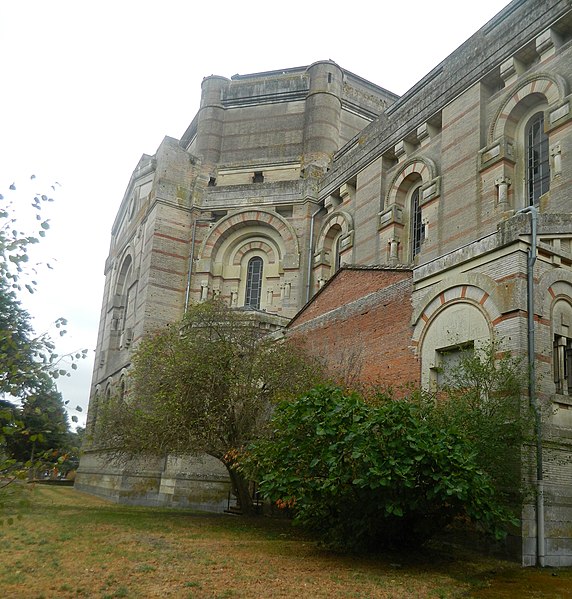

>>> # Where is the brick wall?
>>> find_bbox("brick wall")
[288,267,419,393]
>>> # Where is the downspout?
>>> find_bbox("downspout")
[306,204,325,303]
[184,217,213,313]
[516,205,544,567]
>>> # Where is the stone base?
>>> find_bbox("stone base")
[75,450,231,512]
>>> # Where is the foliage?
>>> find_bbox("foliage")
[0,179,87,400]
[244,385,518,551]
[0,179,86,499]
[97,299,324,514]
[430,341,529,504]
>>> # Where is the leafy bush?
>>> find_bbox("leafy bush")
[245,385,517,551]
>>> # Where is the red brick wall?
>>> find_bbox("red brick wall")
[288,268,419,395]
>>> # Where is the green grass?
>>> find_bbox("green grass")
[0,484,571,598]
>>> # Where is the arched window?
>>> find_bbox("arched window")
[244,256,263,309]
[333,234,342,273]
[525,112,549,206]
[410,186,424,258]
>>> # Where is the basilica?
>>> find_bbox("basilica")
[76,0,572,566]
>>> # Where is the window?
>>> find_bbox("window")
[252,171,264,183]
[554,334,572,395]
[432,343,474,388]
[333,234,342,273]
[244,256,263,309]
[410,186,424,258]
[525,112,549,205]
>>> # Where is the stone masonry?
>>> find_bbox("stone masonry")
[76,0,572,566]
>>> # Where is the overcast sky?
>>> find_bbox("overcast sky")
[0,0,511,427]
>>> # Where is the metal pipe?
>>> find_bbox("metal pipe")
[306,204,325,303]
[516,205,544,567]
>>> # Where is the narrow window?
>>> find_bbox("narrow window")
[411,186,424,258]
[252,171,264,183]
[208,176,217,187]
[244,257,263,309]
[553,335,572,395]
[525,112,549,206]
[327,72,332,84]
[333,235,342,272]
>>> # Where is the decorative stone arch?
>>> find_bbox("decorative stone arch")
[312,210,354,285]
[385,157,438,209]
[316,210,354,251]
[412,272,502,329]
[199,209,300,268]
[195,209,300,311]
[538,269,572,320]
[114,250,134,296]
[118,367,129,401]
[413,286,497,387]
[490,73,568,142]
[231,240,277,266]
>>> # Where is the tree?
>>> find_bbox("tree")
[3,374,70,478]
[97,300,323,514]
[244,385,518,551]
[430,341,529,507]
[1,179,86,493]
[0,179,86,399]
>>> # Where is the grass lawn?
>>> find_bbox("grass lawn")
[0,484,571,598]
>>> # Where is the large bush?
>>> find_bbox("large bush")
[245,385,517,551]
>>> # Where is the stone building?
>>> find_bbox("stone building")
[76,0,572,566]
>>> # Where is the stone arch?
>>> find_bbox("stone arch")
[316,210,354,251]
[231,240,277,266]
[490,73,567,142]
[115,251,134,296]
[385,157,437,209]
[199,209,300,268]
[413,275,502,351]
[539,269,572,320]
[416,298,493,387]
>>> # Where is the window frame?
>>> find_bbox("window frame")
[244,256,264,309]
[525,111,550,206]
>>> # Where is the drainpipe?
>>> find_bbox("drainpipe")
[184,217,214,313]
[516,205,544,567]
[306,204,325,303]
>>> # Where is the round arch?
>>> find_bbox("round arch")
[315,210,354,251]
[490,73,567,142]
[198,209,300,268]
[385,157,437,209]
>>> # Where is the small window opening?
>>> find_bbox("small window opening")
[432,343,474,388]
[333,235,342,272]
[252,171,264,183]
[554,334,572,395]
[327,72,332,83]
[208,177,217,187]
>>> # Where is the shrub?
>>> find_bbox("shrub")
[244,385,517,551]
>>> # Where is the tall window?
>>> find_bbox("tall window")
[244,257,263,309]
[333,234,342,272]
[411,186,424,258]
[525,112,549,206]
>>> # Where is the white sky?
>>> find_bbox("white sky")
[0,0,511,427]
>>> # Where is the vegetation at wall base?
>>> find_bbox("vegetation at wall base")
[244,381,522,553]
